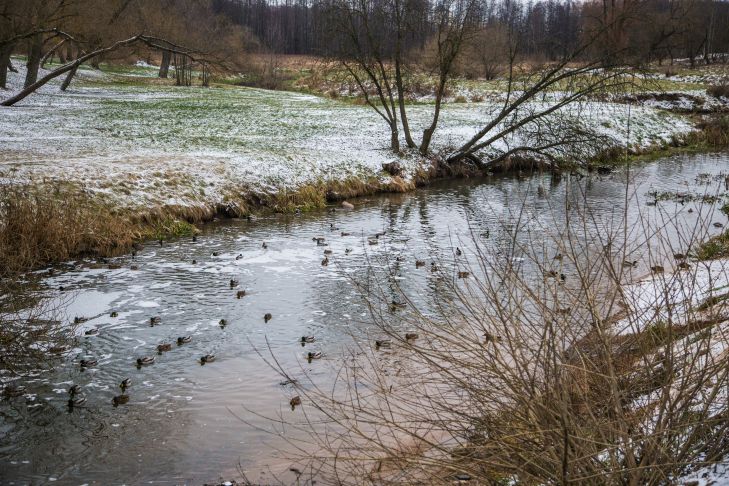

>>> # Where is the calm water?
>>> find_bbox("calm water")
[1,153,727,485]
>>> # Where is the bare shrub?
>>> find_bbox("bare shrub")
[262,173,729,484]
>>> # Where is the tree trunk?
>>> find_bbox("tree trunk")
[390,123,400,153]
[0,43,13,89]
[159,50,170,78]
[60,64,78,91]
[24,34,43,88]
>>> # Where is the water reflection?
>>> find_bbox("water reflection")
[1,152,727,484]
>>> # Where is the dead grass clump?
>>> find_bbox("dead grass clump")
[697,115,729,146]
[707,84,729,99]
[0,186,137,277]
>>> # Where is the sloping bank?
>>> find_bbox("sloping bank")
[0,66,707,274]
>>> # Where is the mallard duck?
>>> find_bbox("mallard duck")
[674,253,686,260]
[84,328,100,336]
[345,248,352,254]
[560,273,566,282]
[323,249,333,255]
[415,260,425,268]
[317,240,328,247]
[457,271,470,279]
[405,333,419,341]
[262,242,268,249]
[212,251,220,257]
[235,254,243,260]
[456,247,462,256]
[624,260,638,268]
[192,235,197,242]
[236,290,246,299]
[74,316,89,324]
[677,262,690,270]
[177,335,192,345]
[69,384,81,396]
[557,307,571,315]
[341,232,351,237]
[136,356,155,366]
[368,238,378,245]
[59,286,66,292]
[112,394,129,407]
[80,359,98,368]
[264,313,272,323]
[688,208,694,213]
[120,378,131,392]
[307,351,322,362]
[300,336,315,344]
[321,257,329,266]
[375,339,392,349]
[483,332,503,343]
[374,231,386,238]
[192,259,197,264]
[312,236,325,243]
[3,384,26,398]
[330,223,339,231]
[110,311,119,318]
[130,265,139,271]
[430,262,438,272]
[150,316,161,326]
[544,270,558,278]
[68,395,87,407]
[230,279,239,288]
[714,222,724,228]
[390,300,406,310]
[200,354,216,364]
[219,319,228,328]
[279,378,298,386]
[157,343,172,353]
[290,396,302,410]
[650,265,665,273]
[553,253,562,260]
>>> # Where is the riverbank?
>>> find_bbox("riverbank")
[1,60,727,275]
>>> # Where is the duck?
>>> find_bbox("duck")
[330,223,339,231]
[430,262,438,272]
[677,262,690,270]
[390,300,407,310]
[557,307,571,315]
[157,343,173,353]
[405,333,419,341]
[544,270,558,278]
[200,354,216,364]
[650,265,665,273]
[150,316,161,326]
[3,384,26,398]
[264,313,272,323]
[375,339,392,349]
[457,271,470,279]
[112,394,129,407]
[456,247,462,256]
[553,253,563,260]
[321,257,329,266]
[312,236,326,244]
[688,208,694,213]
[236,290,246,299]
[235,254,243,260]
[219,319,228,328]
[68,384,81,396]
[374,231,386,238]
[560,273,566,282]
[300,336,315,344]
[307,351,322,362]
[230,279,239,288]
[136,356,155,366]
[177,335,192,345]
[74,316,89,324]
[673,253,686,260]
[80,359,98,368]
[159,239,164,246]
[714,222,725,228]
[345,248,352,254]
[68,395,87,407]
[368,238,378,245]
[120,378,131,392]
[110,311,119,318]
[623,260,638,268]
[483,332,503,343]
[262,242,268,249]
[191,259,197,264]
[279,378,298,386]
[212,251,220,257]
[323,249,333,255]
[289,396,302,410]
[84,328,100,336]
[341,232,351,237]
[192,235,197,242]
[415,260,425,268]
[317,240,328,247]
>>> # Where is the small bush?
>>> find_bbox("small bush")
[453,95,467,103]
[707,84,729,99]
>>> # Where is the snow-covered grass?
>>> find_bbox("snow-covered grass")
[0,61,697,211]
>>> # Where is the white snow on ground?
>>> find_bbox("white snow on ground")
[680,461,729,485]
[0,62,696,210]
[616,258,729,335]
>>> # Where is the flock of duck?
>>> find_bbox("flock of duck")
[61,208,443,413]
